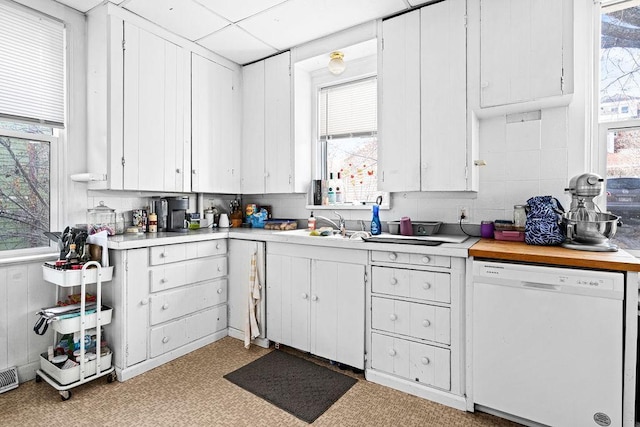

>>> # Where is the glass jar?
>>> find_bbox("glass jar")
[513,205,527,231]
[115,212,125,235]
[87,201,116,235]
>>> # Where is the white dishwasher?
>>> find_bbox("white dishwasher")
[472,260,624,427]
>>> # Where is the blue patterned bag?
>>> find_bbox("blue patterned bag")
[524,196,565,245]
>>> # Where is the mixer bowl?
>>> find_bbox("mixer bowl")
[562,212,620,244]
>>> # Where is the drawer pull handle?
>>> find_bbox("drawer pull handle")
[422,319,431,327]
[162,337,170,344]
[421,357,430,365]
[301,293,308,300]
[388,349,396,357]
[217,288,223,294]
[140,298,149,306]
[162,303,169,310]
[389,314,397,321]
[390,278,398,285]
[311,295,318,301]
[422,256,430,264]
[422,282,431,290]
[388,252,397,261]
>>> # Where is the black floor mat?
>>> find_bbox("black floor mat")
[224,350,357,424]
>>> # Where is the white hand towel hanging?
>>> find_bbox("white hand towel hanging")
[244,250,262,349]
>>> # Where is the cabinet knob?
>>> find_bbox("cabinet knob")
[421,357,430,365]
[389,314,397,321]
[140,298,149,306]
[216,243,221,249]
[422,319,431,328]
[421,256,431,264]
[388,349,396,357]
[422,282,431,290]
[481,81,489,88]
[162,337,170,344]
[160,252,167,258]
[160,278,168,284]
[217,266,222,272]
[217,288,223,294]
[301,293,308,299]
[311,295,318,301]
[264,172,270,178]
[176,168,181,174]
[162,303,169,310]
[192,169,197,175]
[388,252,397,261]
[390,277,398,286]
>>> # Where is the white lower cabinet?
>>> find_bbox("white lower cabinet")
[367,250,466,409]
[104,239,228,380]
[266,243,367,369]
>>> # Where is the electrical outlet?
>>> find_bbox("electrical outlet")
[458,206,469,223]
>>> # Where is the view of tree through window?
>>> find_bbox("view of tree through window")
[600,1,640,250]
[0,122,51,250]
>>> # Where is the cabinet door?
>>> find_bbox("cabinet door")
[192,53,238,193]
[125,248,149,367]
[311,260,365,369]
[379,10,421,192]
[241,61,266,194]
[266,253,310,352]
[123,22,189,192]
[480,0,568,107]
[264,52,292,193]
[420,0,468,191]
[227,240,265,334]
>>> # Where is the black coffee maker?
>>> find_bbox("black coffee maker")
[152,197,168,231]
[167,197,189,232]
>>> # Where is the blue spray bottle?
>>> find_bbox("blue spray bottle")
[371,204,381,235]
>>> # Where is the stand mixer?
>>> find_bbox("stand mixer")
[562,173,620,252]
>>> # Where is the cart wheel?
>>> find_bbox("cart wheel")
[35,374,42,383]
[60,390,71,401]
[107,372,117,383]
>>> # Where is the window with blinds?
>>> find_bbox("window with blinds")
[318,77,380,204]
[0,1,65,127]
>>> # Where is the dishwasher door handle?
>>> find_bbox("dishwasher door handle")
[522,282,561,291]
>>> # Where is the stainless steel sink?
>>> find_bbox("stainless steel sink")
[276,228,370,240]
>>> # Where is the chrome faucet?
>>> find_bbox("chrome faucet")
[315,212,346,236]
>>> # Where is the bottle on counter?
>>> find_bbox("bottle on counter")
[335,172,343,204]
[371,205,381,235]
[308,211,316,230]
[148,213,158,233]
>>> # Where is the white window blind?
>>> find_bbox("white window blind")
[319,77,377,138]
[0,1,65,127]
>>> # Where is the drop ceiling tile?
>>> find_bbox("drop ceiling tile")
[124,0,230,41]
[194,0,288,23]
[238,0,406,50]
[197,25,278,65]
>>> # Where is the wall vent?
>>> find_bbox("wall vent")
[0,367,18,394]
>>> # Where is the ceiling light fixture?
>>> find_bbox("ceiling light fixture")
[328,51,346,75]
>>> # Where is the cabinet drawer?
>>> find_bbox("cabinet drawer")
[149,239,227,265]
[149,304,227,358]
[371,332,450,390]
[150,279,227,325]
[371,251,450,268]
[372,266,450,303]
[371,297,450,345]
[150,256,227,292]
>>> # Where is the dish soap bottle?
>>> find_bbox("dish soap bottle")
[308,211,316,230]
[371,205,381,235]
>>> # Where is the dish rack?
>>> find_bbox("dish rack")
[36,261,116,400]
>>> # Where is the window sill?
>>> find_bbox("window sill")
[305,204,390,211]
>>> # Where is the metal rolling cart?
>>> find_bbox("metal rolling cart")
[36,261,116,400]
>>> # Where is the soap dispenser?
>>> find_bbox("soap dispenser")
[371,205,381,235]
[308,211,316,230]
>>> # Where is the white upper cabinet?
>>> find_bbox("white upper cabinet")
[241,51,293,194]
[420,0,468,191]
[379,0,474,192]
[379,10,421,193]
[122,22,190,192]
[479,0,573,108]
[192,53,240,194]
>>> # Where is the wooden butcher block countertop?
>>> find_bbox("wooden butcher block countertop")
[470,239,640,272]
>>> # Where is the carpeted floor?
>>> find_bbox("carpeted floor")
[0,337,520,426]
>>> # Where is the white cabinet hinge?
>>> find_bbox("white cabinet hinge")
[124,258,128,272]
[364,270,368,284]
[122,39,125,51]
[464,14,468,28]
[381,38,384,51]
[121,157,125,167]
[560,74,565,93]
